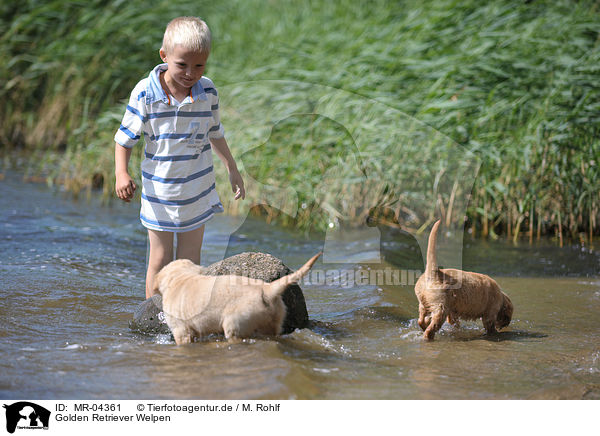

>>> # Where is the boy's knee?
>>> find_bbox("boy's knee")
[148,252,172,270]
[175,227,204,263]
[148,230,174,264]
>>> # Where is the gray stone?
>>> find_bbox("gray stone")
[129,252,310,335]
[129,294,171,335]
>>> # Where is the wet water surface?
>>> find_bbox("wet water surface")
[1,175,599,399]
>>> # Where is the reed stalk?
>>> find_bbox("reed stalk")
[1,0,598,239]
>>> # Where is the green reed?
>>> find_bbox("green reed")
[1,0,598,241]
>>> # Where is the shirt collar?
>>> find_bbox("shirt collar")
[145,63,208,104]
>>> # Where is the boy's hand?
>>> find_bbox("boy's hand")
[208,136,245,200]
[229,168,245,200]
[115,172,136,202]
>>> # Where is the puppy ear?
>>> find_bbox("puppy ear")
[496,294,513,329]
[504,294,513,317]
[151,268,164,296]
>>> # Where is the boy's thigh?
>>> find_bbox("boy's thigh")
[176,225,205,262]
[147,229,174,261]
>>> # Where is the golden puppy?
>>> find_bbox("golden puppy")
[414,220,513,341]
[154,252,321,345]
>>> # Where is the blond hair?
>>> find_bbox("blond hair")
[162,16,211,54]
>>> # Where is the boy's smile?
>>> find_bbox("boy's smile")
[159,45,209,101]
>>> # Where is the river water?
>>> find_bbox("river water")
[1,173,599,400]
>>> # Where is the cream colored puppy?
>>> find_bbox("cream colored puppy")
[154,252,322,344]
[414,220,513,341]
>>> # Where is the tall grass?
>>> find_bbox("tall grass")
[1,0,599,242]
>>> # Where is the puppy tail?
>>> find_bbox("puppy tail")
[425,219,441,277]
[265,252,322,298]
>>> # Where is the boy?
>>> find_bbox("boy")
[114,17,245,298]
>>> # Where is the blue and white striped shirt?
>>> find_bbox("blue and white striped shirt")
[115,63,225,232]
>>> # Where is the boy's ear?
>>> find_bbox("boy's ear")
[159,48,167,62]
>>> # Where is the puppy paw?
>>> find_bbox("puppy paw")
[423,330,436,341]
[172,329,193,345]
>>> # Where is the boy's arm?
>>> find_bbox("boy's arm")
[115,143,137,202]
[210,137,245,200]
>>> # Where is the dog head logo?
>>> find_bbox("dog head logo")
[3,402,50,434]
[215,80,480,278]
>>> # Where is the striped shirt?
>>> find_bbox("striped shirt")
[115,63,225,232]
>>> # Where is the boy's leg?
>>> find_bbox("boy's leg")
[146,229,174,298]
[176,225,205,264]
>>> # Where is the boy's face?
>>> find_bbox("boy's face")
[159,45,209,91]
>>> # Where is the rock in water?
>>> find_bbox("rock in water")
[129,294,171,335]
[204,252,310,334]
[129,252,310,335]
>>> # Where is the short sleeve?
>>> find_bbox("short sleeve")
[114,81,147,148]
[207,87,225,139]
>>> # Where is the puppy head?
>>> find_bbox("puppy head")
[254,292,287,337]
[152,259,200,296]
[496,293,513,329]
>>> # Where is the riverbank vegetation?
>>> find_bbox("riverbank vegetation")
[1,0,598,242]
